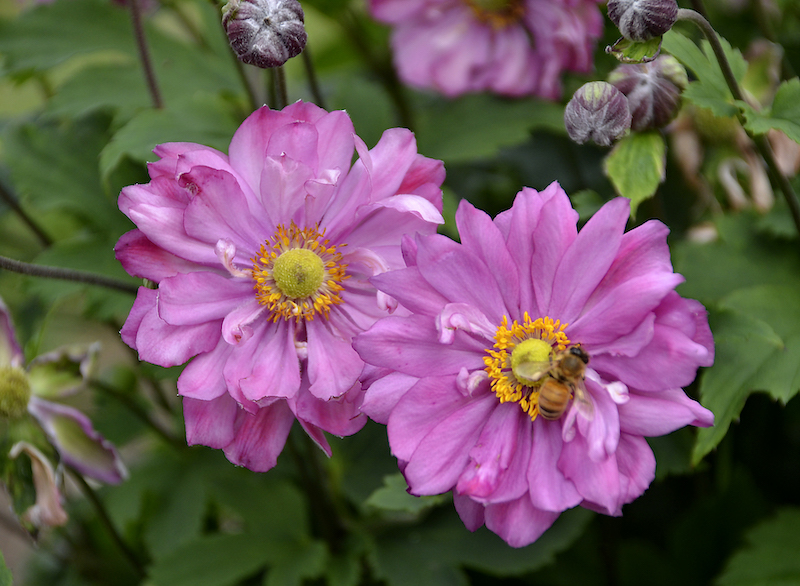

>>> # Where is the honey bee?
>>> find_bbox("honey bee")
[515,345,593,421]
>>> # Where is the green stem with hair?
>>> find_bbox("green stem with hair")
[676,8,800,236]
[0,255,140,295]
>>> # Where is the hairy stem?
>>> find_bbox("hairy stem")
[68,467,147,578]
[302,46,326,109]
[677,8,800,235]
[0,181,53,248]
[274,65,289,109]
[129,0,164,109]
[90,379,184,449]
[0,255,139,295]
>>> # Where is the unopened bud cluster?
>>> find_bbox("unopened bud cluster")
[565,55,687,146]
[564,82,632,146]
[607,0,679,42]
[222,0,307,69]
[609,55,687,131]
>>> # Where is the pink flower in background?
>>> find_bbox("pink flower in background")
[354,183,714,547]
[367,0,604,98]
[116,101,445,472]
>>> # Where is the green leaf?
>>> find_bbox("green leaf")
[0,549,13,586]
[263,540,328,586]
[603,131,666,216]
[365,473,446,515]
[741,78,800,144]
[0,0,134,73]
[662,29,747,118]
[692,310,781,463]
[144,469,209,561]
[606,36,663,63]
[716,508,800,585]
[415,94,565,163]
[2,116,126,234]
[370,506,592,586]
[692,284,800,464]
[99,93,241,178]
[148,532,272,586]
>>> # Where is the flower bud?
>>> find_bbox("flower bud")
[564,82,632,146]
[222,0,307,69]
[0,366,31,420]
[608,55,687,131]
[607,0,678,42]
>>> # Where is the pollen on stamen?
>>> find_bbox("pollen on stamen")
[251,222,349,322]
[483,314,571,419]
[463,0,525,29]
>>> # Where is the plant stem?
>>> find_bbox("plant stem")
[67,467,147,578]
[129,0,164,109]
[286,431,348,553]
[677,8,800,236]
[0,255,140,295]
[0,181,53,248]
[340,9,415,131]
[302,46,326,109]
[89,379,184,449]
[274,65,289,109]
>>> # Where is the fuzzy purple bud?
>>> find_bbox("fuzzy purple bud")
[607,0,678,42]
[565,82,632,146]
[222,0,307,68]
[609,55,687,131]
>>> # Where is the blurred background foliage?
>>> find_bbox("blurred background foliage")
[0,0,799,584]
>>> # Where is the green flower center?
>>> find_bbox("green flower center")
[272,248,325,299]
[251,222,348,322]
[0,366,31,420]
[483,314,571,420]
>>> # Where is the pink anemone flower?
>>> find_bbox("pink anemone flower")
[116,101,445,472]
[354,182,714,547]
[367,0,604,98]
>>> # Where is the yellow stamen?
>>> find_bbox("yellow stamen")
[483,314,570,419]
[463,0,525,29]
[251,222,348,322]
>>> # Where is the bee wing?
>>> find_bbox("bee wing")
[572,380,594,421]
[513,360,552,385]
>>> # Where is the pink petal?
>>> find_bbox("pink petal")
[619,388,713,436]
[158,272,253,326]
[456,199,521,314]
[183,394,238,449]
[353,315,487,377]
[306,319,364,400]
[370,265,449,316]
[453,493,486,532]
[548,197,630,323]
[403,393,497,495]
[223,400,296,472]
[615,433,656,506]
[559,433,621,516]
[527,418,582,512]
[455,402,531,503]
[360,371,419,424]
[0,296,24,367]
[114,230,198,282]
[177,336,235,400]
[483,495,560,548]
[292,382,367,437]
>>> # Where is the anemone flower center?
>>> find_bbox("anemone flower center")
[483,314,571,420]
[251,222,348,322]
[0,366,31,420]
[463,0,525,29]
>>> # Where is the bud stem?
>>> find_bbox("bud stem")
[0,255,139,295]
[677,8,800,238]
[0,180,52,248]
[274,65,288,109]
[302,45,327,110]
[67,466,146,578]
[128,0,164,109]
